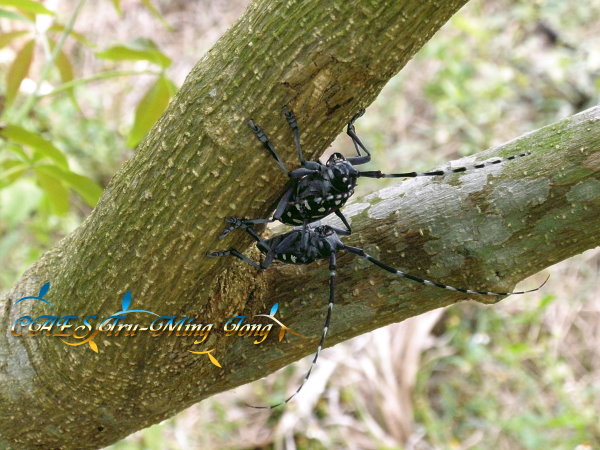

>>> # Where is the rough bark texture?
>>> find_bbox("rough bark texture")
[1,0,599,448]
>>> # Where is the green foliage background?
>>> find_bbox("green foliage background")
[1,0,599,448]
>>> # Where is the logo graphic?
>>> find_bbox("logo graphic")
[15,281,52,305]
[12,283,303,368]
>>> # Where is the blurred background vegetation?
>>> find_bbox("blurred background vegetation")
[1,0,599,448]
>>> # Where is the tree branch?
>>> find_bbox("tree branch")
[258,105,600,379]
[2,0,599,448]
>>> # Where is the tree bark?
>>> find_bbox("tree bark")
[2,0,600,448]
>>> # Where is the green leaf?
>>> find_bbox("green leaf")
[0,8,33,23]
[0,30,29,49]
[0,160,27,188]
[48,23,95,48]
[127,76,175,148]
[140,0,173,31]
[0,125,69,168]
[96,38,171,68]
[5,143,30,162]
[110,0,121,15]
[6,38,35,105]
[49,38,75,82]
[36,165,103,206]
[57,50,79,108]
[0,179,42,226]
[56,49,74,82]
[34,168,69,215]
[17,8,35,22]
[0,0,54,15]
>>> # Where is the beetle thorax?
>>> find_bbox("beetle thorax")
[328,160,358,193]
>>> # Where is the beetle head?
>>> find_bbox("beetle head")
[326,152,347,166]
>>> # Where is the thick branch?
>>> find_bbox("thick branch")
[259,106,600,377]
[2,0,599,448]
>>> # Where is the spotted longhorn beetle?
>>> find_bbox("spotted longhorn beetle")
[209,221,547,409]
[219,108,531,244]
